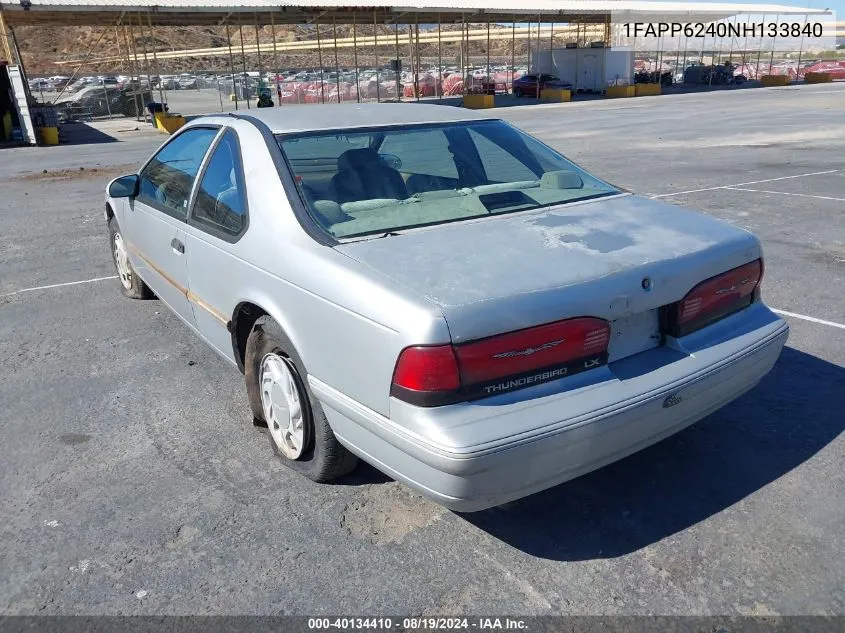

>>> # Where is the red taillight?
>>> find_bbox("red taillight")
[391,317,610,407]
[670,259,763,337]
[391,345,461,405]
[455,317,610,386]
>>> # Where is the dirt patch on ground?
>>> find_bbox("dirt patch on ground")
[340,483,446,546]
[20,165,138,182]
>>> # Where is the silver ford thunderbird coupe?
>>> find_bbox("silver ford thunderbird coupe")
[105,104,788,511]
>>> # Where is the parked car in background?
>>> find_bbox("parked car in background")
[93,77,121,88]
[157,75,179,90]
[55,85,138,120]
[179,73,198,89]
[63,79,90,94]
[104,104,788,511]
[29,78,53,92]
[513,73,573,97]
[51,77,73,90]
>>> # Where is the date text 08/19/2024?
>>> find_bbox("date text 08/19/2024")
[307,618,528,630]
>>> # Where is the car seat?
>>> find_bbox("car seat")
[213,168,242,230]
[330,148,408,203]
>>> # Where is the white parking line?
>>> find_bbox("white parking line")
[651,169,843,198]
[727,187,845,202]
[772,309,845,331]
[0,275,118,298]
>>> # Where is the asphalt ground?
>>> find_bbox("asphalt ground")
[1,83,843,616]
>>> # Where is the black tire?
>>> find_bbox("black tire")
[514,87,523,97]
[108,216,153,300]
[245,316,358,482]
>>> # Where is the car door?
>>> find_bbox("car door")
[183,128,249,363]
[582,55,599,92]
[126,126,220,328]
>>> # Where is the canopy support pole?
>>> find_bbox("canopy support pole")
[119,24,141,120]
[437,13,442,98]
[225,24,238,110]
[394,20,400,100]
[768,14,779,75]
[728,15,737,63]
[487,19,491,84]
[128,24,149,120]
[333,17,341,103]
[0,12,13,63]
[574,18,580,91]
[536,13,541,98]
[353,13,360,102]
[374,10,380,102]
[271,11,280,105]
[796,11,809,79]
[254,13,262,99]
[414,14,420,101]
[136,13,154,112]
[238,25,250,108]
[316,17,324,103]
[461,13,466,96]
[146,12,166,108]
[511,15,516,93]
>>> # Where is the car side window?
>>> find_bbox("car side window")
[190,130,248,238]
[137,127,219,219]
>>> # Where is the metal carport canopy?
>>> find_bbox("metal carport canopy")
[0,0,830,26]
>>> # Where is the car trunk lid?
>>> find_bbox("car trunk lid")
[336,194,761,361]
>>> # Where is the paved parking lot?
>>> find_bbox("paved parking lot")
[1,83,843,616]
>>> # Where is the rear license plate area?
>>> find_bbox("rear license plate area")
[608,309,662,362]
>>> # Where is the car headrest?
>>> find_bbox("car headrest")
[540,170,584,190]
[337,148,382,172]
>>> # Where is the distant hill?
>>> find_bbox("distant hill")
[17,24,533,75]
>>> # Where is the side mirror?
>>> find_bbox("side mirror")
[108,174,139,198]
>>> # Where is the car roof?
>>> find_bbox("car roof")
[228,103,497,135]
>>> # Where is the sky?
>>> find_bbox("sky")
[737,0,841,18]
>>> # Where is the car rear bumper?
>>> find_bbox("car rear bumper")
[311,305,788,512]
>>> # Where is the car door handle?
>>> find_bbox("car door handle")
[171,238,185,254]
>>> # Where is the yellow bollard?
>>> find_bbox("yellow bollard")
[760,75,790,87]
[38,127,59,145]
[634,83,662,96]
[540,88,572,102]
[804,72,832,84]
[606,85,635,98]
[153,111,185,134]
[2,111,12,140]
[464,94,495,109]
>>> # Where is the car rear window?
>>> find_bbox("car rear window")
[276,120,618,239]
